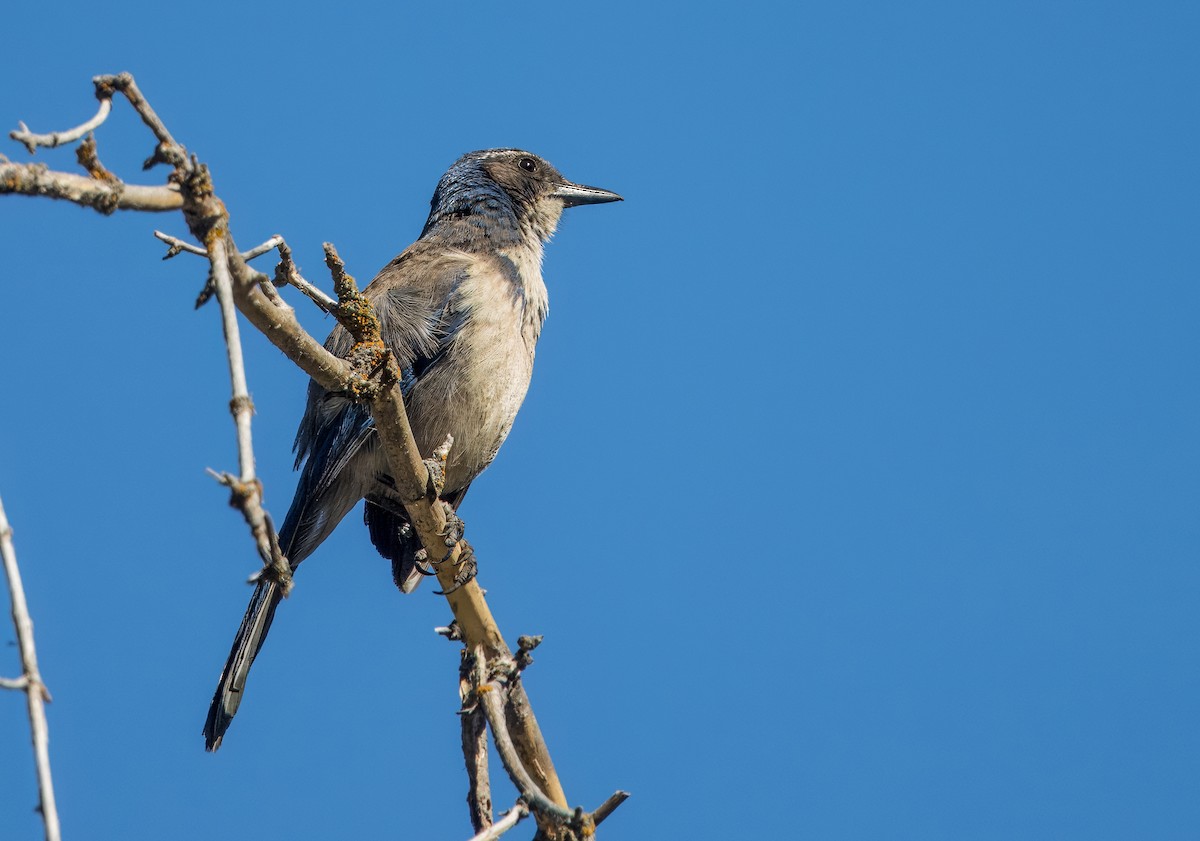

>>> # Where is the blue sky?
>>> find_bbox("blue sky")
[1,2,1197,839]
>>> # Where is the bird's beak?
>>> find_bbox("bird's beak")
[554,180,623,207]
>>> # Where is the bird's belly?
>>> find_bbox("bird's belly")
[405,319,535,493]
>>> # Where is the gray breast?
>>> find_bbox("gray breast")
[404,249,548,492]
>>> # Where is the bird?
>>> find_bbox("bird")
[203,149,621,750]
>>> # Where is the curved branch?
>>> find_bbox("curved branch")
[477,679,575,824]
[9,97,112,153]
[474,665,629,836]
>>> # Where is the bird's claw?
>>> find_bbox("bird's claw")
[438,502,466,547]
[411,547,439,577]
[433,539,477,595]
[433,502,475,593]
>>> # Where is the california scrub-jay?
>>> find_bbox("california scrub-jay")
[204,149,621,750]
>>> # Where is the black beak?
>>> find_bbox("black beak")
[553,180,623,207]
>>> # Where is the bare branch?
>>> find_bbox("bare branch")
[91,73,188,170]
[514,634,542,673]
[1,160,182,213]
[9,97,113,153]
[460,649,493,833]
[272,239,336,312]
[242,234,284,261]
[0,495,61,841]
[0,674,30,690]
[591,791,631,828]
[152,232,287,262]
[465,802,529,841]
[206,238,292,593]
[477,675,575,824]
[75,133,118,183]
[154,229,207,258]
[471,652,629,836]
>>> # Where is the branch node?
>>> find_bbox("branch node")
[515,634,543,672]
[435,620,463,641]
[76,133,118,183]
[229,394,256,417]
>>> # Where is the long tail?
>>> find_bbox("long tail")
[203,578,284,751]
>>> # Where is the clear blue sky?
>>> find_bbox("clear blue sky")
[1,2,1197,839]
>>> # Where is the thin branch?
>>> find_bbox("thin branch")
[465,802,529,841]
[206,238,291,592]
[272,239,336,312]
[0,495,61,841]
[242,234,283,261]
[154,229,207,258]
[0,674,30,690]
[153,232,287,262]
[9,96,112,153]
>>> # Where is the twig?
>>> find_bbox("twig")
[465,801,529,841]
[242,235,283,261]
[591,791,631,828]
[0,495,61,841]
[514,634,542,672]
[460,648,493,833]
[76,133,119,183]
[9,96,112,153]
[155,229,207,258]
[273,239,336,312]
[206,237,291,592]
[153,232,287,262]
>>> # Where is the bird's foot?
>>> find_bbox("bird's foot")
[438,501,466,546]
[410,547,439,577]
[434,539,477,595]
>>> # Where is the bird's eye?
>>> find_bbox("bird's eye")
[518,157,537,173]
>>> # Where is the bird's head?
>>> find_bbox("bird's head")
[422,149,621,246]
